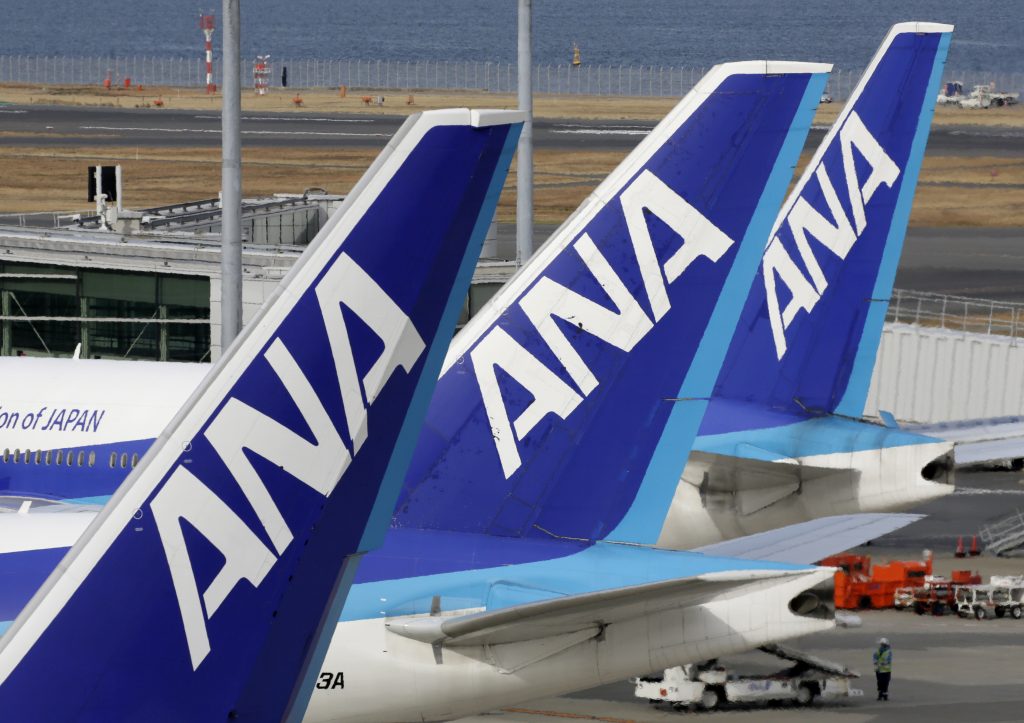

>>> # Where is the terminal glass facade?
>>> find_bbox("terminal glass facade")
[0,262,209,361]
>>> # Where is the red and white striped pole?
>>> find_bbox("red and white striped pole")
[200,14,216,93]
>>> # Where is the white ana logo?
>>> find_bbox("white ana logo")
[764,111,900,360]
[150,253,424,669]
[471,169,734,479]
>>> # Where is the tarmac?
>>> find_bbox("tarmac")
[454,469,1024,722]
[469,609,1024,723]
[1,104,1023,155]
[494,224,1024,302]
[898,228,1024,302]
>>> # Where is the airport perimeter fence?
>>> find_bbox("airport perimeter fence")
[887,289,1024,342]
[2,54,1021,101]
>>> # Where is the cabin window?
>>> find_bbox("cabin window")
[119,453,128,469]
[56,450,63,465]
[109,452,116,468]
[34,450,41,465]
[22,450,30,464]
[130,453,140,469]
[66,450,73,467]
[88,451,96,468]
[45,450,52,465]
[2,449,8,464]
[76,451,84,467]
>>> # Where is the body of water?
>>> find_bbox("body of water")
[1,1,1021,73]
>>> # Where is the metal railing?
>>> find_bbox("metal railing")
[979,509,1024,556]
[2,54,1018,100]
[0,211,73,229]
[887,289,1024,341]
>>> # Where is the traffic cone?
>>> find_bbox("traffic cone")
[954,536,965,558]
[969,535,980,557]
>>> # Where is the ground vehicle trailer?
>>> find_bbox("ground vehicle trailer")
[913,577,955,615]
[955,585,1024,619]
[898,569,979,609]
[821,552,931,609]
[634,645,859,711]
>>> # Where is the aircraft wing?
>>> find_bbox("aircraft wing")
[386,569,811,646]
[692,513,923,564]
[902,417,1024,465]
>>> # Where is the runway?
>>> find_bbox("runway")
[2,104,1023,155]
[899,227,1024,302]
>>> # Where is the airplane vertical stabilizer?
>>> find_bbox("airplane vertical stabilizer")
[396,63,829,545]
[704,23,953,430]
[0,109,522,722]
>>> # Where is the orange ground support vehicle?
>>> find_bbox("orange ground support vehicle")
[819,552,933,610]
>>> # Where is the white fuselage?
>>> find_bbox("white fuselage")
[303,569,834,723]
[659,441,954,550]
[1,358,953,546]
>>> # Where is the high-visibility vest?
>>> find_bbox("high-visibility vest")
[873,647,893,673]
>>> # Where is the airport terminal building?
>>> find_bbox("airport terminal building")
[0,193,514,362]
[6,192,1024,431]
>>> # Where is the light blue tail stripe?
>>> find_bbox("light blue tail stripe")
[608,73,829,544]
[835,32,951,417]
[62,496,112,506]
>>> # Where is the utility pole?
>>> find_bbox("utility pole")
[516,0,533,266]
[221,0,242,350]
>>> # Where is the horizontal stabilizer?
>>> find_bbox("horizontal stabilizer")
[0,506,97,554]
[387,569,809,646]
[693,513,923,564]
[903,417,1024,465]
[684,451,854,493]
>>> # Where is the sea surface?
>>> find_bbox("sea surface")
[1,1,1021,73]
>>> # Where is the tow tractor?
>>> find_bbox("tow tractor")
[634,644,860,711]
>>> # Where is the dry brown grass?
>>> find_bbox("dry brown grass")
[0,146,376,214]
[0,145,618,224]
[3,82,1022,127]
[2,143,1020,227]
[1,83,1021,226]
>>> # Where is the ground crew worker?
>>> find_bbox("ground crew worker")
[873,637,892,700]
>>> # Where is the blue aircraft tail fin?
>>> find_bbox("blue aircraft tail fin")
[395,63,828,545]
[0,109,522,722]
[705,23,953,431]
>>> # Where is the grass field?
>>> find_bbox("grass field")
[1,82,1021,226]
[3,82,1023,126]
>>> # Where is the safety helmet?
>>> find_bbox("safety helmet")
[878,637,890,646]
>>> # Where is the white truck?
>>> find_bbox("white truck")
[634,644,860,711]
[938,81,1020,108]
